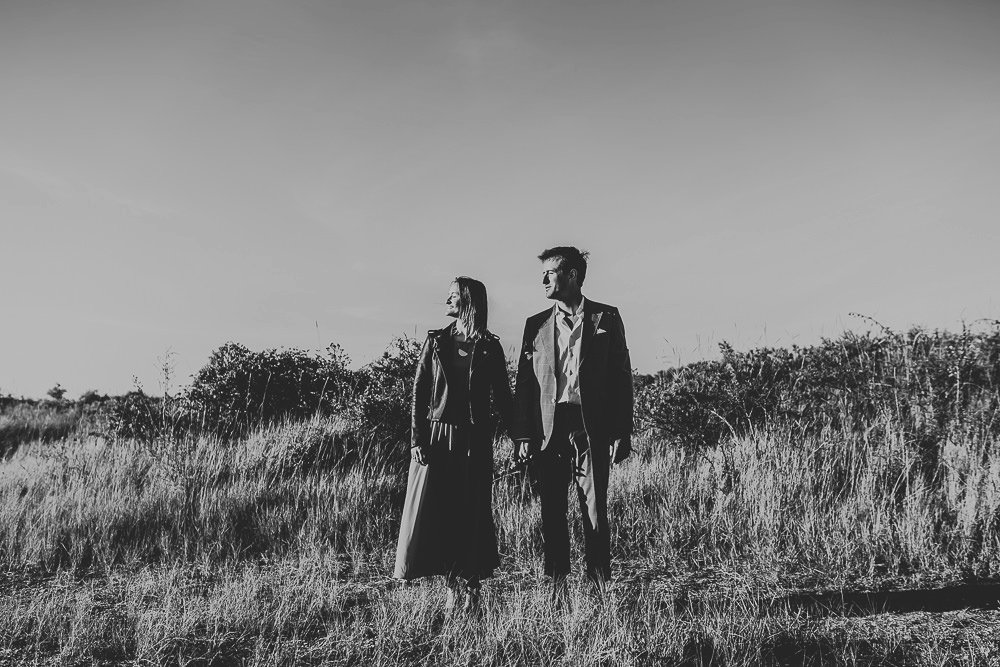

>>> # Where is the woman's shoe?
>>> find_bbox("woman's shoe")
[444,575,462,616]
[445,584,461,614]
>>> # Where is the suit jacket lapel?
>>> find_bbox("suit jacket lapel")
[581,299,602,363]
[538,307,556,378]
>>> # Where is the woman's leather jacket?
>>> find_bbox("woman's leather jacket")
[410,323,513,449]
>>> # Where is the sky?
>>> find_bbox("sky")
[2,0,999,398]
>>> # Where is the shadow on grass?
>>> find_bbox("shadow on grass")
[635,631,920,667]
[772,582,1000,615]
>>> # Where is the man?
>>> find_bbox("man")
[513,246,633,598]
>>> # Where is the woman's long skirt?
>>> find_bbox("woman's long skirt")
[393,421,500,581]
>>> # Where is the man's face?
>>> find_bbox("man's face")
[445,283,461,317]
[541,257,575,300]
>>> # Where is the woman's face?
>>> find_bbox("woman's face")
[445,283,462,318]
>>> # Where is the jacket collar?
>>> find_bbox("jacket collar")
[432,321,456,355]
[553,295,587,319]
[432,321,490,357]
[538,310,556,374]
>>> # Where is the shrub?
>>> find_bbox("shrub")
[635,325,1000,455]
[347,336,422,450]
[77,390,108,406]
[104,390,176,442]
[46,384,67,402]
[186,342,351,436]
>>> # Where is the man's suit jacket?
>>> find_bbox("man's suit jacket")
[513,298,633,450]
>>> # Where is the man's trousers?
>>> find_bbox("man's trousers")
[534,403,611,583]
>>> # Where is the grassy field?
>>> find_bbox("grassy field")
[1,408,999,665]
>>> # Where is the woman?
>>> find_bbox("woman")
[393,276,513,612]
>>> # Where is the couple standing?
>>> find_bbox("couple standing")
[392,246,634,610]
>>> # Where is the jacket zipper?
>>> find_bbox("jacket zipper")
[431,337,441,418]
[467,336,478,424]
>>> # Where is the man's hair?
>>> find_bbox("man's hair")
[452,276,488,339]
[538,246,590,287]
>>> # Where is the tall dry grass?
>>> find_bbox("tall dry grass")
[8,557,996,666]
[1,409,1000,663]
[0,401,81,454]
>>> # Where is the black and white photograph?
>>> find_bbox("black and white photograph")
[2,0,1000,664]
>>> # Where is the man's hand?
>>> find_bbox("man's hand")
[412,445,430,466]
[611,436,632,465]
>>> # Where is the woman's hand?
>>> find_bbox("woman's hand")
[412,445,430,466]
[513,440,537,465]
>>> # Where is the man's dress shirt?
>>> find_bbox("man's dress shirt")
[554,298,585,405]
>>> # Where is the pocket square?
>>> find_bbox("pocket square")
[595,329,608,335]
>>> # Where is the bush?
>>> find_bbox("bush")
[46,384,67,402]
[104,390,171,442]
[99,338,419,449]
[186,343,352,436]
[347,336,422,450]
[635,325,1000,454]
[77,390,109,406]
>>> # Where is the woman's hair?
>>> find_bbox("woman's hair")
[452,276,488,339]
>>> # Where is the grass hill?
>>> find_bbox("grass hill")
[1,324,999,665]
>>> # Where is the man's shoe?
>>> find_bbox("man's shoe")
[551,578,571,612]
[587,572,609,600]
